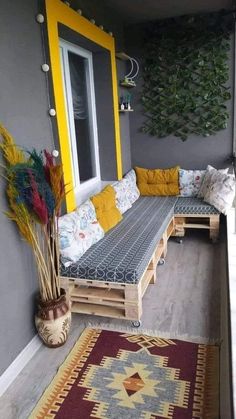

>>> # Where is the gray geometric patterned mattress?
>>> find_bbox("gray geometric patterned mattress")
[174,197,219,215]
[60,197,178,284]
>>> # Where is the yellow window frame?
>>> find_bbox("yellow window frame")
[45,0,122,212]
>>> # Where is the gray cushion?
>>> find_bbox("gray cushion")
[60,197,177,284]
[60,196,219,285]
[174,197,219,215]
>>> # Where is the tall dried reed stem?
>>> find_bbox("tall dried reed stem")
[0,124,66,303]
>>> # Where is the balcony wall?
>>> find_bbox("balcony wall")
[125,23,234,170]
[0,0,129,375]
[0,0,55,375]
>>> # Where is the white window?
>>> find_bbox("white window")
[60,40,100,199]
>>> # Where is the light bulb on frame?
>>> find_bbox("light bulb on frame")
[49,109,56,117]
[36,14,44,23]
[52,150,59,158]
[41,64,50,72]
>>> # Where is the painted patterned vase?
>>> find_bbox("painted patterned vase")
[35,289,71,348]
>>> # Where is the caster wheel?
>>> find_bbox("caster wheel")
[132,320,141,328]
[158,258,165,266]
[176,238,183,244]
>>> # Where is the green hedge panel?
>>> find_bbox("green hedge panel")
[141,13,233,141]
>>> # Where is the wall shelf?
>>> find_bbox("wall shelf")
[116,51,139,113]
[116,52,130,61]
[120,80,136,88]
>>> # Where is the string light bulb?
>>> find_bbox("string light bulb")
[90,19,95,24]
[49,109,56,117]
[52,150,59,158]
[36,14,44,23]
[41,64,50,72]
[77,9,82,15]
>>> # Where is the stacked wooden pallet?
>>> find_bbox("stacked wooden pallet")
[61,217,175,324]
[61,213,219,324]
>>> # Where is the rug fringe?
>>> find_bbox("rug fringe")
[192,345,219,418]
[85,321,219,345]
[28,329,100,419]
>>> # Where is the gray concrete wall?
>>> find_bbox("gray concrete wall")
[71,0,125,51]
[0,0,130,375]
[117,59,132,174]
[126,24,234,170]
[0,0,55,375]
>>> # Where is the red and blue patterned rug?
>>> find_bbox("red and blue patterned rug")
[30,328,219,418]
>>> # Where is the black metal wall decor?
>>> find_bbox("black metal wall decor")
[141,13,233,141]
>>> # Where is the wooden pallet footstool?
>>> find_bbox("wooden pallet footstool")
[173,197,220,242]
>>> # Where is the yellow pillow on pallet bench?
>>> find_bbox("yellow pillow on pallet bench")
[91,185,122,233]
[135,166,180,196]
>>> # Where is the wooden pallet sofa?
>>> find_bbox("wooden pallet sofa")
[60,195,220,325]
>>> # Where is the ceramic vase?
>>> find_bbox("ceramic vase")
[35,289,71,348]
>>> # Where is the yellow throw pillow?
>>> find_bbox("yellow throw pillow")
[91,185,122,232]
[135,166,180,196]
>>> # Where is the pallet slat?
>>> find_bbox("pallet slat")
[71,302,126,319]
[167,220,174,238]
[71,286,125,302]
[183,223,210,229]
[141,270,154,297]
[72,297,125,308]
[73,279,126,289]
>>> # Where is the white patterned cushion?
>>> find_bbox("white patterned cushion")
[112,178,132,214]
[204,172,235,215]
[179,169,206,197]
[75,199,97,228]
[124,169,140,205]
[198,165,229,198]
[59,200,104,267]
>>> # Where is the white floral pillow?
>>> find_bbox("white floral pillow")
[59,212,80,250]
[204,172,235,215]
[179,169,206,197]
[75,199,97,228]
[124,169,140,205]
[198,165,229,198]
[112,178,132,214]
[59,202,104,267]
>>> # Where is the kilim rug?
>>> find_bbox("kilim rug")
[29,328,219,419]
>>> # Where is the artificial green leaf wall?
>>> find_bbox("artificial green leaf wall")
[141,13,233,141]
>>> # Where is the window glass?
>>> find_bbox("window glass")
[68,52,95,182]
[60,40,100,194]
